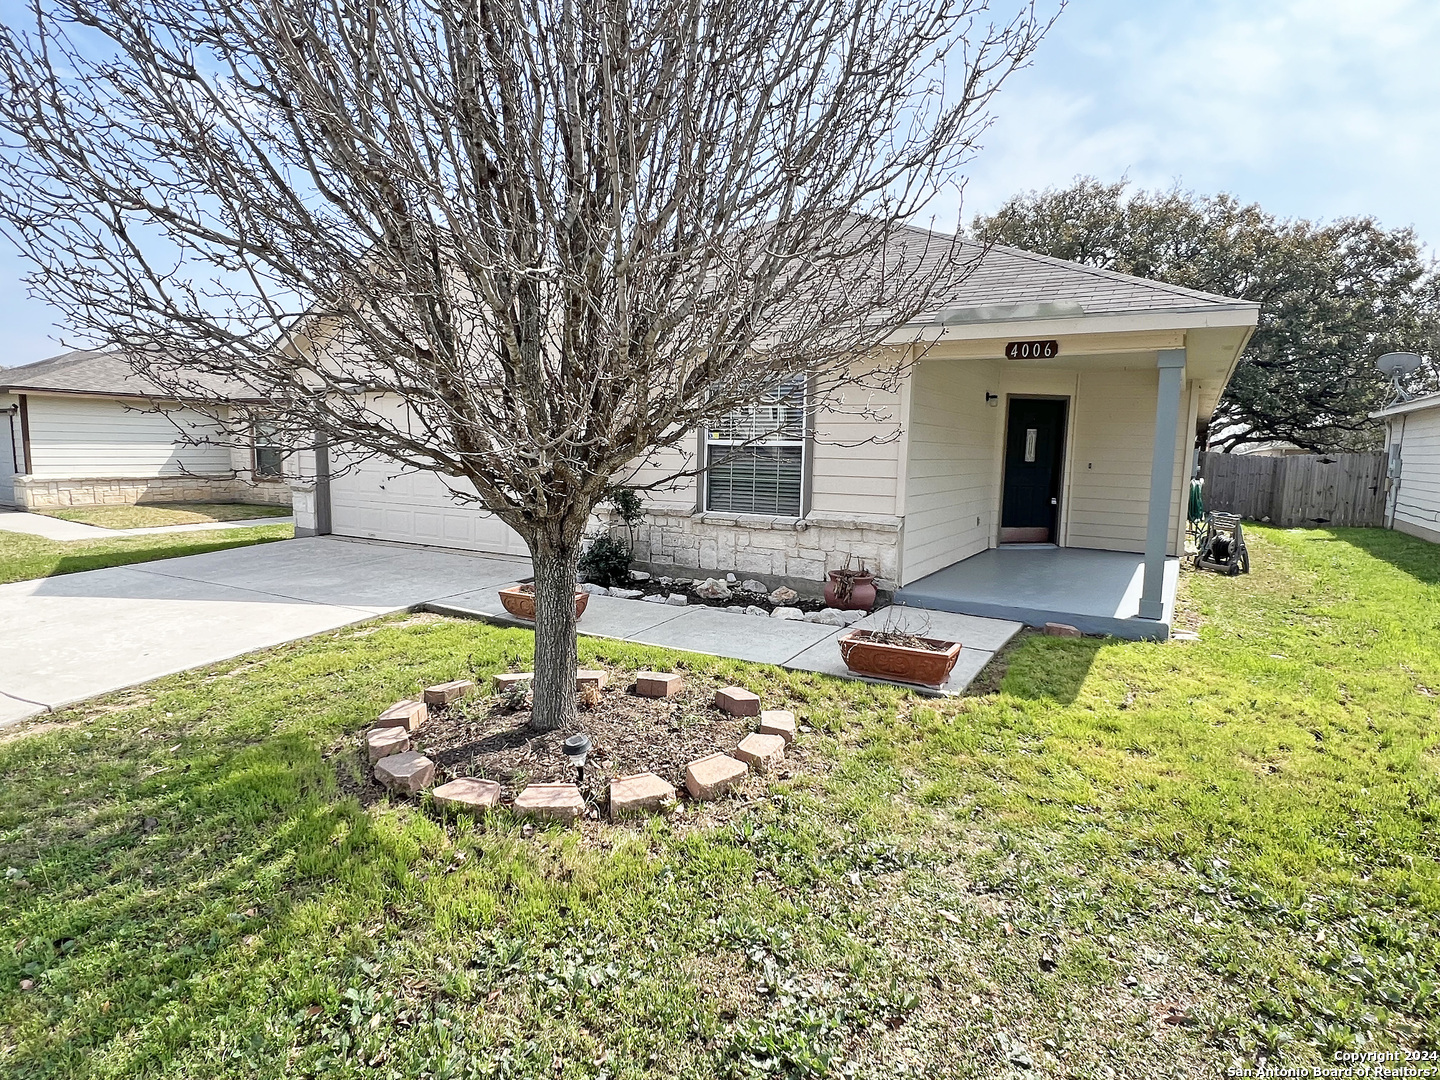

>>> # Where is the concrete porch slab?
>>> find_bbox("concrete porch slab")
[894,547,1179,640]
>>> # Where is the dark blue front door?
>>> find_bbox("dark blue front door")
[1001,398,1067,543]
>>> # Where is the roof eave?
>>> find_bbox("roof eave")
[1371,392,1440,420]
[0,384,266,405]
[888,303,1259,345]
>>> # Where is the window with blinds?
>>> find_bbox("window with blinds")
[704,377,806,516]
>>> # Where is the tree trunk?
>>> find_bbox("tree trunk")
[527,534,581,732]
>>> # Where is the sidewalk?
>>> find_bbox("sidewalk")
[0,510,293,540]
[427,588,1023,696]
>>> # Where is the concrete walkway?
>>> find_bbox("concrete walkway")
[0,509,294,540]
[428,590,1022,697]
[0,535,1022,729]
[0,537,530,726]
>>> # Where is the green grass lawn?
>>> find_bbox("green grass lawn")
[41,502,293,530]
[0,523,294,585]
[1,525,1437,1078]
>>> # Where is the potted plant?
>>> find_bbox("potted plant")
[824,555,877,611]
[837,617,961,688]
[498,582,590,621]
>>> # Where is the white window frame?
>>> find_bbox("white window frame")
[703,376,808,518]
[252,421,285,482]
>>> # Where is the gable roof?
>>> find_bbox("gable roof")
[882,223,1258,323]
[0,348,263,402]
[939,241,1257,317]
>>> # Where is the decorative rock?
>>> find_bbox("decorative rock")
[610,587,643,599]
[514,783,585,821]
[724,605,746,614]
[768,586,799,605]
[644,594,668,604]
[725,573,737,583]
[374,751,434,794]
[576,669,609,691]
[771,606,804,621]
[674,578,693,587]
[374,699,427,733]
[838,609,867,625]
[431,777,502,812]
[580,582,609,595]
[693,578,732,600]
[735,732,786,770]
[685,752,748,799]
[744,605,769,617]
[658,576,674,586]
[741,579,769,594]
[715,685,761,716]
[366,726,410,763]
[609,772,677,817]
[424,679,476,706]
[665,593,688,606]
[635,671,684,698]
[630,570,651,582]
[493,672,534,693]
[758,710,797,744]
[1044,622,1083,638]
[805,609,847,626]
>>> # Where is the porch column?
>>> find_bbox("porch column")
[1139,348,1186,621]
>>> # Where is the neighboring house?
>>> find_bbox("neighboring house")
[1230,440,1311,457]
[289,242,1259,639]
[0,349,291,510]
[1373,391,1440,543]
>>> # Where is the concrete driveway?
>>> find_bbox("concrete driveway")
[0,537,530,726]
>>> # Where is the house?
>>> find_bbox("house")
[0,349,291,510]
[1373,391,1440,543]
[289,243,1258,640]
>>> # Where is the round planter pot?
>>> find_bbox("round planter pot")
[837,629,962,688]
[498,585,590,621]
[824,572,877,611]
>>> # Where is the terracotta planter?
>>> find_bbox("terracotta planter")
[498,585,589,621]
[837,629,962,688]
[824,571,877,611]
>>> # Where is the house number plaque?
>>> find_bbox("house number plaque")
[1005,340,1060,359]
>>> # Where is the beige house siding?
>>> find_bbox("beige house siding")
[1051,367,1193,557]
[23,394,231,479]
[1390,406,1440,540]
[900,359,1000,582]
[809,374,905,518]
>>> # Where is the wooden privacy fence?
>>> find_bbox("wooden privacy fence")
[1198,451,1387,528]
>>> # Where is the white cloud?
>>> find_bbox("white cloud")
[957,0,1440,240]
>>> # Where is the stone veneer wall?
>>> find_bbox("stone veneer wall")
[617,508,902,590]
[14,475,293,510]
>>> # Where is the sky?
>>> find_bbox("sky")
[2,0,1439,363]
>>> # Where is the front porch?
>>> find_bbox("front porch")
[893,546,1180,640]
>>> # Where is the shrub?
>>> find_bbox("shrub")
[579,534,632,587]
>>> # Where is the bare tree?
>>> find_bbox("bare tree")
[0,0,1052,731]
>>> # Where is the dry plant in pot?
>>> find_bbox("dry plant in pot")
[824,554,877,611]
[498,582,590,621]
[837,612,961,688]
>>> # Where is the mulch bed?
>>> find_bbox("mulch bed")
[338,666,804,816]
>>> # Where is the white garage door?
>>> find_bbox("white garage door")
[328,454,529,557]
